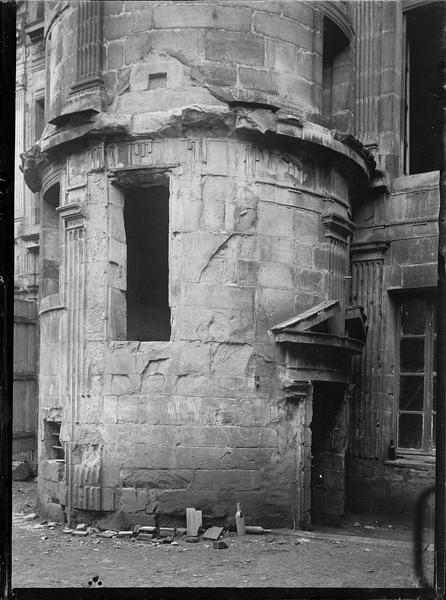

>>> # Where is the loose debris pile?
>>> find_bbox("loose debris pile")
[21,509,272,550]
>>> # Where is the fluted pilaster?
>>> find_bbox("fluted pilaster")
[71,0,103,91]
[353,1,382,147]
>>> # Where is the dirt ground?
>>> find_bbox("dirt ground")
[12,481,433,589]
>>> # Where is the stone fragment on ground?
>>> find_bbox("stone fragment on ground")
[202,526,224,541]
[213,540,228,549]
[23,512,37,521]
[139,526,156,534]
[161,536,174,544]
[118,531,133,538]
[186,508,202,536]
[72,530,88,537]
[137,532,155,541]
[159,527,175,537]
[185,536,199,543]
[97,530,116,538]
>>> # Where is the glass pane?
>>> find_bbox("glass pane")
[398,413,423,449]
[401,299,426,334]
[400,337,424,373]
[399,375,424,410]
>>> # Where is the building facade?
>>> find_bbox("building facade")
[16,0,440,527]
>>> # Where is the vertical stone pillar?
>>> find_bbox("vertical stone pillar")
[71,0,103,91]
[322,214,353,335]
[58,206,88,515]
[282,381,313,529]
[353,1,381,148]
[15,79,26,221]
[350,242,389,458]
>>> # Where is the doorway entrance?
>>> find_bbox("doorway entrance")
[311,381,347,526]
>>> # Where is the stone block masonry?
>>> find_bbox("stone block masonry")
[33,0,366,529]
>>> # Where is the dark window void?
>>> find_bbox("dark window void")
[322,17,351,130]
[311,382,346,526]
[34,97,45,142]
[35,1,44,20]
[43,421,64,461]
[41,183,60,298]
[404,3,442,174]
[124,185,170,341]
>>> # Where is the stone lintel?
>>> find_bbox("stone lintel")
[277,331,363,353]
[270,300,340,334]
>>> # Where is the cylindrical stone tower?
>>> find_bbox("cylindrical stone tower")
[22,1,372,528]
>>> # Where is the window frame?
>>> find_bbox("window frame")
[395,295,437,455]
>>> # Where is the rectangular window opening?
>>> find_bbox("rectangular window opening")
[41,183,60,298]
[43,420,64,461]
[34,97,45,142]
[396,296,436,454]
[403,3,442,174]
[148,72,167,90]
[322,17,351,128]
[124,184,171,341]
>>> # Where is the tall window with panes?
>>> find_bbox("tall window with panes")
[396,297,436,454]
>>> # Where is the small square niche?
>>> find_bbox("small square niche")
[148,72,167,90]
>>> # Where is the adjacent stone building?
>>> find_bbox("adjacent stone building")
[16,0,440,527]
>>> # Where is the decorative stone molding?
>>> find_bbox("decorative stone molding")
[282,380,312,403]
[350,241,390,261]
[322,213,354,244]
[20,145,44,193]
[319,1,355,41]
[56,203,86,230]
[25,18,44,43]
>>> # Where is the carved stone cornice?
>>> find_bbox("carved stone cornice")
[322,213,354,244]
[20,145,62,194]
[350,241,390,261]
[19,145,43,193]
[25,18,44,43]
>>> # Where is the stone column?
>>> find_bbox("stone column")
[71,0,103,92]
[350,242,389,459]
[353,0,382,148]
[322,213,353,335]
[15,78,26,221]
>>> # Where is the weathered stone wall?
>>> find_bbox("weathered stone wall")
[347,457,434,521]
[44,1,333,123]
[34,0,367,527]
[36,131,356,526]
[348,170,439,518]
